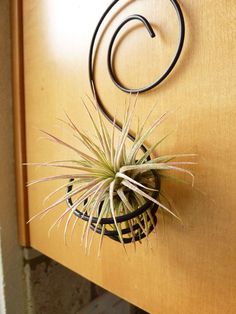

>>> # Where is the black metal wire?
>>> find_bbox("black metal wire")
[69,0,185,243]
[68,171,159,225]
[88,0,185,127]
[67,172,160,243]
[107,7,185,93]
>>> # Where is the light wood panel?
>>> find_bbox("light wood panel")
[15,0,236,313]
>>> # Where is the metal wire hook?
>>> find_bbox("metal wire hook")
[107,13,156,93]
[71,1,186,241]
[88,0,185,142]
[107,6,185,93]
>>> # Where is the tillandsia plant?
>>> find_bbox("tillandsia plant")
[27,96,196,254]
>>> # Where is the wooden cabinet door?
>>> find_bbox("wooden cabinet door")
[13,1,236,313]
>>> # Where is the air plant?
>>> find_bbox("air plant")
[27,96,195,254]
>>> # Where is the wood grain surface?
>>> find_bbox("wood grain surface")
[11,0,30,246]
[14,0,236,313]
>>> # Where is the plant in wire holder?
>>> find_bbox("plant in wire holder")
[27,97,195,254]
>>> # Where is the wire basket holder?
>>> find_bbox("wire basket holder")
[67,171,160,243]
[67,0,185,243]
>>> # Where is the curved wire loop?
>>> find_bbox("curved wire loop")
[107,7,185,93]
[88,0,185,128]
[68,172,160,243]
[107,14,156,94]
[70,0,185,243]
